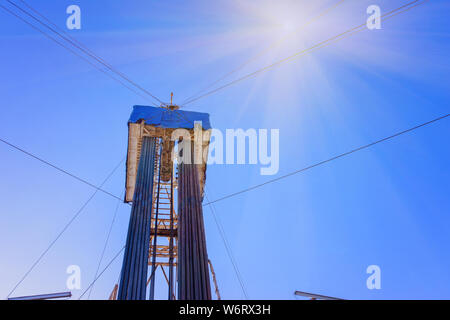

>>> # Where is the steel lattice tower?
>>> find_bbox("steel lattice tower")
[117,105,212,300]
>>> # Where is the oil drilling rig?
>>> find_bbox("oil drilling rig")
[116,104,213,300]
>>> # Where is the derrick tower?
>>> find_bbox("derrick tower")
[118,105,212,300]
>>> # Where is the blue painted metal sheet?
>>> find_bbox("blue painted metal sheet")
[129,105,211,130]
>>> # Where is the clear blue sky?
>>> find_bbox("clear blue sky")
[0,0,449,300]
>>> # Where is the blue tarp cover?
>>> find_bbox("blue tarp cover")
[129,105,211,130]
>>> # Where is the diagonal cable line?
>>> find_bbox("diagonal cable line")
[160,108,250,298]
[169,110,250,299]
[16,0,115,69]
[0,136,124,202]
[204,113,450,206]
[7,0,165,106]
[182,0,427,106]
[7,157,126,298]
[17,0,103,56]
[0,0,428,206]
[15,0,162,105]
[205,191,249,299]
[0,1,435,299]
[181,0,347,105]
[87,191,124,299]
[5,107,445,298]
[78,245,125,300]
[0,2,162,107]
[78,243,158,300]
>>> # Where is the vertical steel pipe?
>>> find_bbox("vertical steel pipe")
[118,137,156,300]
[177,141,211,300]
[168,169,175,300]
